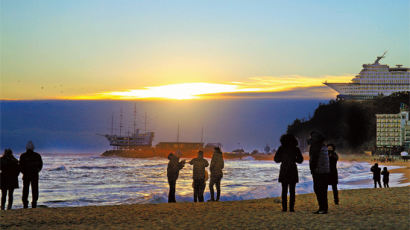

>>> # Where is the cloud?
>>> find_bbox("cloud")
[62,74,353,100]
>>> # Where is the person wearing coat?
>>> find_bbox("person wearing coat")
[274,134,304,212]
[327,144,339,205]
[381,167,389,188]
[189,151,209,202]
[309,131,330,214]
[167,153,186,203]
[371,163,382,188]
[0,149,20,210]
[208,147,224,202]
[20,141,43,209]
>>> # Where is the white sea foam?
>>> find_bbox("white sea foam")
[8,153,407,208]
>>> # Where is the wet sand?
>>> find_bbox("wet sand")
[1,187,408,229]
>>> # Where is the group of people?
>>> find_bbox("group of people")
[274,132,339,214]
[371,163,390,188]
[0,141,43,210]
[167,147,224,203]
[1,136,394,212]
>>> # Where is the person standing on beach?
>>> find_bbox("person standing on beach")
[381,167,389,188]
[208,147,224,202]
[189,151,209,202]
[308,131,330,214]
[0,149,20,210]
[274,134,303,212]
[20,141,43,208]
[327,144,339,205]
[370,163,382,188]
[167,153,186,203]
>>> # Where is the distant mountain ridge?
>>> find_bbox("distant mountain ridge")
[287,92,410,153]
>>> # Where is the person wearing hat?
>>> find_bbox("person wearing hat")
[19,141,43,208]
[0,149,20,210]
[189,150,209,202]
[167,153,186,203]
[208,147,224,202]
[308,131,330,214]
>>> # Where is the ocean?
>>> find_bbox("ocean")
[6,153,408,208]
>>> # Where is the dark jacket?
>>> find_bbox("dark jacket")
[274,146,303,184]
[309,144,329,174]
[210,152,224,178]
[167,155,185,181]
[0,155,20,189]
[328,150,339,185]
[19,150,43,180]
[371,165,381,180]
[381,170,389,182]
[189,158,209,180]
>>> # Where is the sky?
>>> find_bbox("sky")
[1,0,409,100]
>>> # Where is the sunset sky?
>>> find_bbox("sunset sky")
[1,0,409,100]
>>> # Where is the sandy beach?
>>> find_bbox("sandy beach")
[1,186,408,229]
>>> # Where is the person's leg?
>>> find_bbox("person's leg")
[1,189,7,210]
[281,183,288,211]
[332,184,339,205]
[215,177,221,201]
[193,180,198,202]
[289,183,296,212]
[32,177,39,208]
[209,178,215,201]
[7,189,14,210]
[313,174,321,211]
[22,179,30,208]
[386,182,389,188]
[168,180,176,203]
[373,180,377,188]
[199,179,205,202]
[377,180,382,188]
[321,175,328,212]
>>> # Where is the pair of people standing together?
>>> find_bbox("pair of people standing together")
[274,132,338,214]
[167,147,224,203]
[0,141,43,210]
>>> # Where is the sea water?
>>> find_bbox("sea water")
[7,153,409,208]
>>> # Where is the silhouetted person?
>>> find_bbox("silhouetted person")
[189,151,209,202]
[167,153,185,203]
[327,144,339,205]
[274,134,303,212]
[381,167,389,188]
[309,131,329,214]
[1,149,20,210]
[371,163,382,188]
[20,141,43,208]
[209,147,224,202]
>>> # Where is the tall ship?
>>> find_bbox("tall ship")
[324,52,410,100]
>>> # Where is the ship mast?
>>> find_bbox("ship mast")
[201,126,204,143]
[119,108,123,136]
[111,113,114,135]
[133,103,137,136]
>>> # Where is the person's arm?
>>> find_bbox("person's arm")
[189,159,194,165]
[38,155,43,172]
[295,148,303,164]
[309,146,319,172]
[274,147,282,163]
[205,160,209,167]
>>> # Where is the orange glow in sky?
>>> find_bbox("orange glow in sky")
[65,75,353,100]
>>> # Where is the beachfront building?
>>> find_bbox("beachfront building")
[376,109,410,152]
[324,53,410,100]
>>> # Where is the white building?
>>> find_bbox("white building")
[325,53,410,100]
[376,110,409,148]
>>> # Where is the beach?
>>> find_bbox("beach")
[1,186,408,229]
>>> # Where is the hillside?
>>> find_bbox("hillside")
[287,92,410,153]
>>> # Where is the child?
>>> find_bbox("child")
[381,167,389,188]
